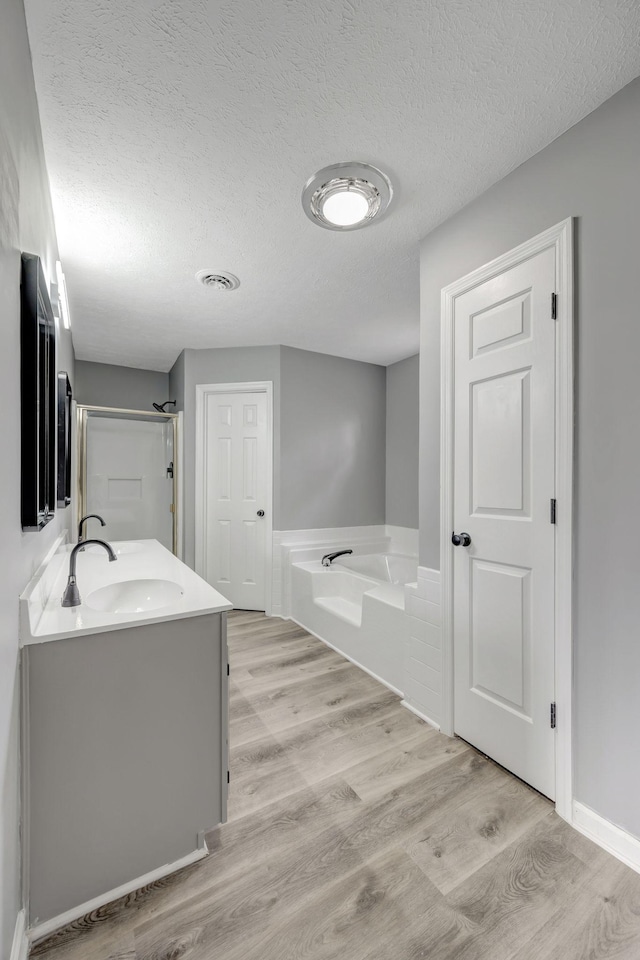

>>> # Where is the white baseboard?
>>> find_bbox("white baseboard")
[10,910,28,960]
[28,846,208,944]
[401,699,440,731]
[289,616,404,698]
[572,802,640,875]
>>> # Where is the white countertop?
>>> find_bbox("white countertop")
[20,538,233,645]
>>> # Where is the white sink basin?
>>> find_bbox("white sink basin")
[85,541,145,556]
[85,579,183,613]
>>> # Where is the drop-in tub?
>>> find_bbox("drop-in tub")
[290,553,417,694]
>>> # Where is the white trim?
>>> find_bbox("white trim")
[289,616,404,697]
[176,410,184,560]
[439,218,574,821]
[28,846,208,944]
[195,381,273,615]
[401,699,440,731]
[553,219,575,823]
[10,910,28,960]
[572,802,640,876]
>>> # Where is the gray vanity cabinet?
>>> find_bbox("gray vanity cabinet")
[23,611,228,925]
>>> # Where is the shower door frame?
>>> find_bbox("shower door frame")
[76,404,180,556]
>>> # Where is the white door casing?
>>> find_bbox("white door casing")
[195,382,273,611]
[441,220,573,816]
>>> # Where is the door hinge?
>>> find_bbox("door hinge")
[227,770,230,784]
[550,702,557,729]
[227,663,230,676]
[169,503,175,513]
[550,498,557,524]
[551,292,558,320]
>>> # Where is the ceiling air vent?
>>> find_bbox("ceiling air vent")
[195,270,240,291]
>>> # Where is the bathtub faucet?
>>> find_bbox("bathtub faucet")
[321,549,353,567]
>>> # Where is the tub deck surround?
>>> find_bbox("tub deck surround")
[20,538,232,645]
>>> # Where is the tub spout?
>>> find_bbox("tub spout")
[321,549,353,567]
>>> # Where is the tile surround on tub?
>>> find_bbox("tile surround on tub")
[402,567,442,730]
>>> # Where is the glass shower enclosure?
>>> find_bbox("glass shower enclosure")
[77,405,179,554]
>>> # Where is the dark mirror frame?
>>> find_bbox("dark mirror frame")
[57,372,72,507]
[21,253,56,531]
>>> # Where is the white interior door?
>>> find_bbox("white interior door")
[452,246,556,799]
[203,391,268,610]
[85,416,174,550]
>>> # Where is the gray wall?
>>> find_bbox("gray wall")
[168,349,185,419]
[280,347,386,530]
[75,360,169,411]
[385,354,419,529]
[0,0,75,949]
[418,77,640,839]
[170,345,387,569]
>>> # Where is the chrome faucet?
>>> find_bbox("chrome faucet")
[61,539,117,608]
[321,549,353,567]
[78,513,106,545]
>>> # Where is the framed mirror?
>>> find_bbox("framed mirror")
[21,253,56,530]
[57,372,72,507]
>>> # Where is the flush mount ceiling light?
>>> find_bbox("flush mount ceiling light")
[302,162,393,231]
[195,270,240,290]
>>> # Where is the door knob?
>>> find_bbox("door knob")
[257,510,265,517]
[452,531,471,547]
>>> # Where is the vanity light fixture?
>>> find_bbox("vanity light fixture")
[302,162,393,231]
[55,260,71,329]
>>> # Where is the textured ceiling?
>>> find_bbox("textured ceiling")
[24,0,640,371]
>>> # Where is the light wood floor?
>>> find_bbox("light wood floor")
[32,611,640,960]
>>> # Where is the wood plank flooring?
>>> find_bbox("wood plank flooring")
[31,611,640,960]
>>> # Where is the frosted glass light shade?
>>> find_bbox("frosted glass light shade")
[321,189,370,226]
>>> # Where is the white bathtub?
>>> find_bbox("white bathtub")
[335,552,417,585]
[290,553,417,694]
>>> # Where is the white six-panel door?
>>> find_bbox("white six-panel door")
[202,391,268,610]
[452,246,557,799]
